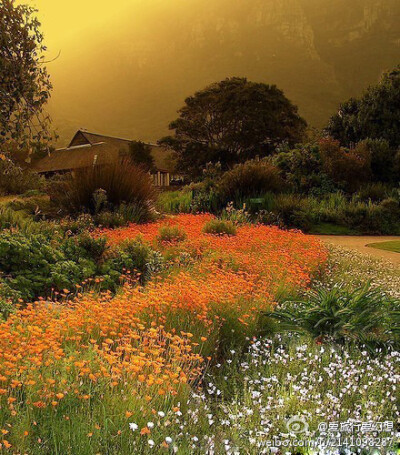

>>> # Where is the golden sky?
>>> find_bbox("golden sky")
[33,0,142,51]
[22,0,399,144]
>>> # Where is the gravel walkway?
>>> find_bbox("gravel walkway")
[315,235,400,266]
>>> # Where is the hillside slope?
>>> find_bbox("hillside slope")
[45,0,400,144]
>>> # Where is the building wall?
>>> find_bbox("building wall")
[152,172,170,187]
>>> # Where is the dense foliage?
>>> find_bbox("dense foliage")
[0,0,53,157]
[0,227,162,311]
[266,284,400,350]
[216,159,282,206]
[128,141,156,172]
[0,157,43,195]
[327,65,400,148]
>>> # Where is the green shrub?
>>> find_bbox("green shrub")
[356,182,392,202]
[340,200,400,235]
[220,202,251,225]
[255,210,282,227]
[117,202,150,225]
[0,231,74,300]
[157,225,187,243]
[60,214,95,235]
[62,234,108,263]
[265,283,399,350]
[0,159,43,195]
[273,194,312,232]
[217,160,283,207]
[48,160,156,221]
[108,238,164,283]
[156,190,193,214]
[91,203,149,228]
[0,281,20,319]
[94,210,125,228]
[0,228,160,304]
[203,219,237,236]
[0,207,30,230]
[273,143,336,195]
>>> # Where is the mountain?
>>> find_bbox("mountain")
[45,0,400,145]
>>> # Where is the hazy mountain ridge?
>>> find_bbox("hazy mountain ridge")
[46,0,400,145]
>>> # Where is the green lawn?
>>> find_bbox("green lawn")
[368,240,400,253]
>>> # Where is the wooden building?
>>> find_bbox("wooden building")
[31,130,182,187]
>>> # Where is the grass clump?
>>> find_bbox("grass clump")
[49,160,156,224]
[265,283,400,351]
[203,219,237,236]
[156,190,193,214]
[157,225,187,243]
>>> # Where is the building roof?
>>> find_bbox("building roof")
[69,130,132,150]
[31,142,121,174]
[32,130,176,174]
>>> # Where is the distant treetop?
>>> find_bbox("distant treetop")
[326,65,400,148]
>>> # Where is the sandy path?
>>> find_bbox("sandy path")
[315,235,400,266]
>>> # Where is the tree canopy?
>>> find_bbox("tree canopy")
[160,77,307,178]
[0,0,52,158]
[128,141,155,172]
[326,65,400,148]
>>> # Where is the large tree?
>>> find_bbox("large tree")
[326,65,400,148]
[160,77,307,178]
[128,140,156,172]
[0,0,52,158]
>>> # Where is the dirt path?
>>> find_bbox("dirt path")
[315,235,400,266]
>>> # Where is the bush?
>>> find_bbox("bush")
[356,182,391,202]
[203,219,237,236]
[5,195,57,220]
[62,234,109,263]
[94,211,125,228]
[109,238,164,283]
[265,283,399,350]
[0,207,30,230]
[92,202,152,228]
[0,281,20,319]
[319,138,372,192]
[60,214,95,235]
[273,144,336,195]
[272,194,312,232]
[0,227,161,304]
[0,231,73,300]
[340,200,400,235]
[220,202,251,225]
[157,225,187,243]
[49,160,156,222]
[156,190,193,214]
[0,159,43,195]
[216,160,283,206]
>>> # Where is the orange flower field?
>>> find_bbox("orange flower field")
[0,215,327,450]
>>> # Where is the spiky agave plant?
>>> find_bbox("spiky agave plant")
[264,283,400,351]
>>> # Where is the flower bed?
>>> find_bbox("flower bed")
[0,215,327,452]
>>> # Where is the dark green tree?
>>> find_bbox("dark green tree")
[0,0,53,158]
[160,77,307,178]
[327,65,400,148]
[357,139,397,183]
[128,141,156,172]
